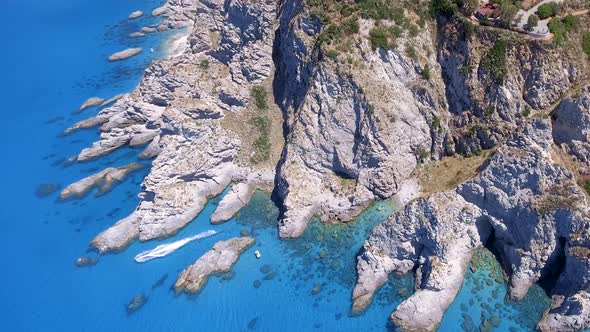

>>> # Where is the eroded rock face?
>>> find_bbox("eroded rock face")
[353,192,488,329]
[354,120,590,331]
[437,19,584,155]
[274,6,444,238]
[174,237,255,294]
[553,87,590,167]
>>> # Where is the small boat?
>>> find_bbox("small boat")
[254,250,261,259]
[150,48,154,53]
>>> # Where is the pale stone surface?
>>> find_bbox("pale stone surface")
[60,163,142,200]
[79,97,104,111]
[129,10,143,19]
[108,48,142,62]
[210,183,255,224]
[174,237,255,293]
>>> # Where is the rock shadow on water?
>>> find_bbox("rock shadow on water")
[151,273,168,290]
[247,317,258,330]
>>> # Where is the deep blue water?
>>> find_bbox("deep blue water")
[0,1,551,331]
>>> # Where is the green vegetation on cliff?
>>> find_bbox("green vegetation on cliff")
[250,86,271,163]
[481,39,508,84]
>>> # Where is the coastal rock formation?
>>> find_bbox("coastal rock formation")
[79,97,104,111]
[108,48,142,62]
[211,183,256,224]
[129,32,145,38]
[174,237,255,294]
[80,0,278,253]
[354,119,590,331]
[129,11,143,19]
[273,2,445,238]
[60,163,142,200]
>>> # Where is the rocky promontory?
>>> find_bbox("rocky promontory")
[174,237,255,294]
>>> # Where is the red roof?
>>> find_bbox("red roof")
[477,4,500,17]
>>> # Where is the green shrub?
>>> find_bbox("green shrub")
[199,59,209,70]
[252,86,268,111]
[342,17,360,34]
[369,27,389,50]
[416,146,430,163]
[406,45,417,60]
[250,86,271,163]
[481,40,508,84]
[562,15,578,32]
[359,0,400,20]
[432,115,441,129]
[326,49,339,60]
[526,14,539,31]
[495,0,518,28]
[429,0,458,17]
[422,64,432,80]
[537,2,559,20]
[549,19,566,45]
[583,32,590,57]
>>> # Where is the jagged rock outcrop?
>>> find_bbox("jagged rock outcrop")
[354,119,590,331]
[60,163,142,200]
[437,18,585,155]
[274,3,446,238]
[553,87,590,170]
[352,192,488,330]
[174,237,255,294]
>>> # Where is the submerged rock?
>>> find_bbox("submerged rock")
[35,183,60,198]
[79,97,104,112]
[108,48,142,62]
[129,32,145,38]
[174,237,255,294]
[312,284,322,295]
[126,293,147,315]
[151,273,168,290]
[75,256,98,267]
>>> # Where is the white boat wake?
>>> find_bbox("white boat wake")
[134,230,217,263]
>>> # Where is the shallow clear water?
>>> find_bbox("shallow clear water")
[0,1,552,331]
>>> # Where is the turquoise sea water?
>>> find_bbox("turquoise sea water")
[0,0,552,331]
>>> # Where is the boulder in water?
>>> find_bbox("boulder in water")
[108,48,142,62]
[35,183,60,198]
[75,256,98,267]
[126,293,147,315]
[79,97,104,111]
[128,11,143,19]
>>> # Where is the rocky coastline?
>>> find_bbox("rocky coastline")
[63,0,590,330]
